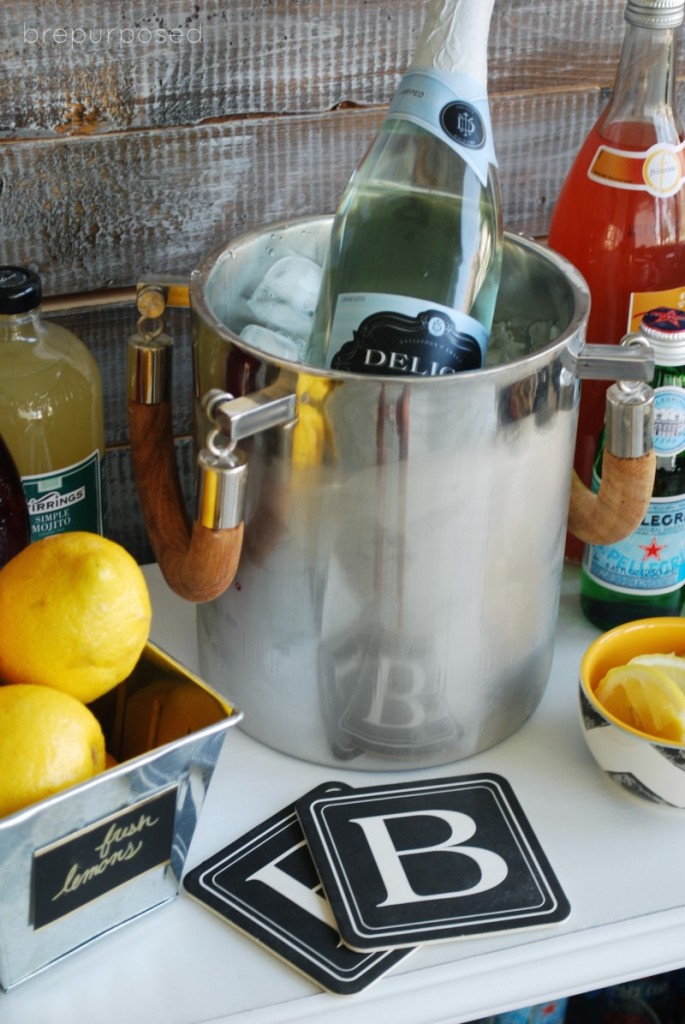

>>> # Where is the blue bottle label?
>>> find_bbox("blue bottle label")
[22,451,105,540]
[388,69,496,186]
[653,385,685,457]
[583,491,685,595]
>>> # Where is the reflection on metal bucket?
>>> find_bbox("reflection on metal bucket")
[320,628,460,761]
[191,217,590,770]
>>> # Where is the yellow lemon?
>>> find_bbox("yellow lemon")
[628,652,685,692]
[120,678,226,761]
[0,684,105,816]
[292,374,335,467]
[595,662,685,742]
[0,532,151,704]
[292,404,327,466]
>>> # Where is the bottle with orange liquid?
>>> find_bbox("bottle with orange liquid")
[547,0,685,562]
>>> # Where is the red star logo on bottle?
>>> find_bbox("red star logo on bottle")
[640,537,667,560]
[644,306,685,331]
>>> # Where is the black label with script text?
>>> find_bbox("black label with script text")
[32,786,178,929]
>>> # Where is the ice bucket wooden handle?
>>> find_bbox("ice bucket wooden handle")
[128,398,244,603]
[127,326,244,603]
[567,449,656,546]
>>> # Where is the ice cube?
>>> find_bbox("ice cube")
[240,323,305,362]
[246,255,322,341]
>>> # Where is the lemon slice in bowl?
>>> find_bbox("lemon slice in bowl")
[628,652,685,692]
[595,663,685,743]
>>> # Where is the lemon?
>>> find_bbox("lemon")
[0,684,105,816]
[0,532,151,704]
[595,663,685,742]
[293,374,335,467]
[120,678,226,761]
[628,652,685,692]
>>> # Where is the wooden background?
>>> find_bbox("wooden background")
[0,0,675,560]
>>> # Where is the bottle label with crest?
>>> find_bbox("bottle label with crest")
[388,69,496,186]
[22,451,105,540]
[326,292,487,374]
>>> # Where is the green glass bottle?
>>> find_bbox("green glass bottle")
[306,0,503,376]
[581,307,685,629]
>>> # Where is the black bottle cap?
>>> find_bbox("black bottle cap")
[0,266,42,314]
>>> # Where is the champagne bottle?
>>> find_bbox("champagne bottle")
[307,0,503,376]
[581,307,685,630]
[547,0,685,562]
[0,267,106,541]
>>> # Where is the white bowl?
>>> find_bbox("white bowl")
[579,617,685,808]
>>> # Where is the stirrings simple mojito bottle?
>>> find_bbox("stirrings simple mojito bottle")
[0,267,106,541]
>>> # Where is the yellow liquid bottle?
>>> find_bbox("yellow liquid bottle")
[0,267,106,540]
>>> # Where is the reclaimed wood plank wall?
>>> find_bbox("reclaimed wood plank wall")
[0,0,675,560]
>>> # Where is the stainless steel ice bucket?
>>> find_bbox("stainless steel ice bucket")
[128,215,655,770]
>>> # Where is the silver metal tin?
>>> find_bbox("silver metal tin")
[0,643,241,990]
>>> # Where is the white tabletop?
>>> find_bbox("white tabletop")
[2,565,685,1023]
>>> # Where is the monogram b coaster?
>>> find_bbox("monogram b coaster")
[182,783,414,994]
[295,773,570,951]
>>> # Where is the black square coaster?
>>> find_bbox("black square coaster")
[182,783,415,994]
[295,773,570,951]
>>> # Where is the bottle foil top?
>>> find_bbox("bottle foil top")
[410,0,496,85]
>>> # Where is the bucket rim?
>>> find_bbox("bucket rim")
[189,214,591,384]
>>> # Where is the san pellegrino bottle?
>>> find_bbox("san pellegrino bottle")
[0,267,106,541]
[547,0,685,561]
[581,307,685,629]
[307,0,503,376]
[0,434,30,568]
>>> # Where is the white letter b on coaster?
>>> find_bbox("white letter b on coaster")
[350,810,509,906]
